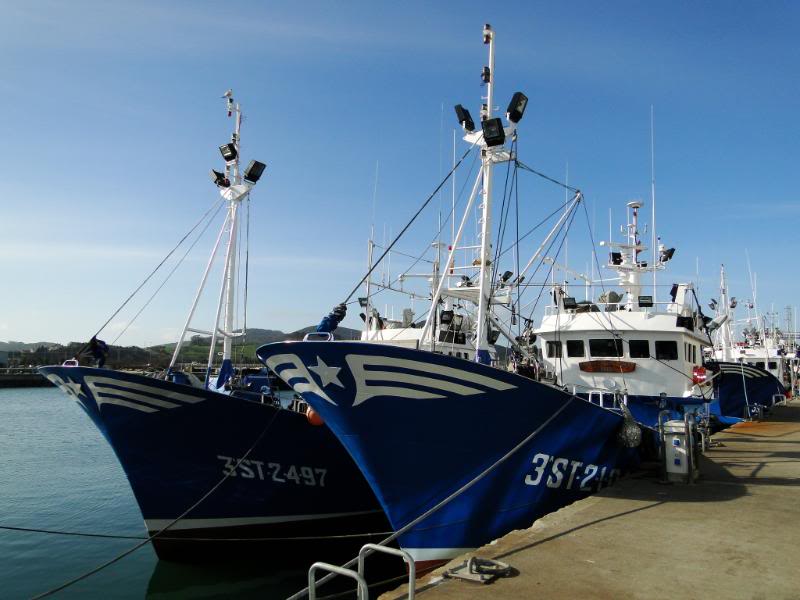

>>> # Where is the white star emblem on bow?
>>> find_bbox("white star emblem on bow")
[308,356,344,388]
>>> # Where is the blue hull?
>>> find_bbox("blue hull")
[256,341,641,567]
[39,366,389,564]
[709,361,786,426]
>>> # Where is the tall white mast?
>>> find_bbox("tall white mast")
[474,23,496,364]
[167,91,266,386]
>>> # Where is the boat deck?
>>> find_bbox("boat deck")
[381,403,800,600]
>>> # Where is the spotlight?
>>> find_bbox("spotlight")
[709,299,718,311]
[562,296,578,310]
[210,169,230,188]
[481,117,505,147]
[610,252,623,265]
[244,160,267,184]
[729,297,738,309]
[669,283,678,302]
[358,297,368,308]
[482,23,492,44]
[501,270,513,283]
[481,66,491,84]
[638,295,653,308]
[506,92,528,123]
[219,143,238,162]
[659,247,675,263]
[454,104,475,132]
[706,314,729,333]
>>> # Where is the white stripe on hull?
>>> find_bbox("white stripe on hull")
[402,547,475,562]
[145,510,383,531]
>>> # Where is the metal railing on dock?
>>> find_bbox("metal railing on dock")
[308,543,416,600]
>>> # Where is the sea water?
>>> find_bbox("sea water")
[0,387,308,599]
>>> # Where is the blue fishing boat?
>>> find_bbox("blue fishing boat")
[40,92,389,564]
[257,24,642,571]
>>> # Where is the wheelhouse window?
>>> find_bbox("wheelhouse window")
[566,340,585,357]
[629,340,650,358]
[768,361,777,370]
[546,341,563,358]
[589,338,623,357]
[655,340,678,360]
[755,361,765,369]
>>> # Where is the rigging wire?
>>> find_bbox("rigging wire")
[341,139,481,305]
[490,138,517,285]
[516,159,578,192]
[75,198,226,358]
[355,148,481,307]
[110,201,226,345]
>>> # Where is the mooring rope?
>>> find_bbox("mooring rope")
[0,525,392,542]
[286,395,577,600]
[31,408,280,599]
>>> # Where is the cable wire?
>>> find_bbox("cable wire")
[32,409,280,599]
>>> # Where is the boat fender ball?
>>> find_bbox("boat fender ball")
[306,407,324,426]
[617,420,642,448]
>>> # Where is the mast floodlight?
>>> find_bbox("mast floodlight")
[659,247,675,263]
[501,270,513,282]
[562,297,578,310]
[506,92,528,123]
[243,160,266,184]
[454,104,475,132]
[481,117,505,147]
[610,252,623,265]
[483,23,492,44]
[481,66,491,84]
[210,169,230,188]
[219,143,238,162]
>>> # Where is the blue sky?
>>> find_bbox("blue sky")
[1,1,798,346]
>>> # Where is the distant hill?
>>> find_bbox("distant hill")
[0,341,64,352]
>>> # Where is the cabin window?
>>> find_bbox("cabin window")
[768,361,778,370]
[589,338,623,357]
[546,341,563,358]
[629,340,650,358]
[566,340,585,357]
[692,345,697,364]
[755,361,765,369]
[655,341,678,360]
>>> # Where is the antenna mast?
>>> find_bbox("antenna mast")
[650,105,657,305]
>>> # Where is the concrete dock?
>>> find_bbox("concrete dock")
[381,404,800,600]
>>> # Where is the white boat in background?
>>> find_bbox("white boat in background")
[710,264,799,395]
[535,200,714,429]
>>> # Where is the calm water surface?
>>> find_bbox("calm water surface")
[0,387,309,599]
